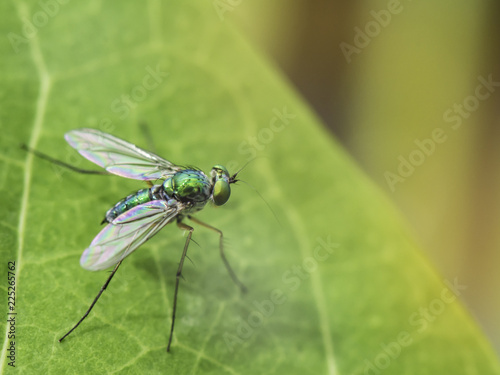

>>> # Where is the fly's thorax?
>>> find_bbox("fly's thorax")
[162,169,211,203]
[210,165,231,206]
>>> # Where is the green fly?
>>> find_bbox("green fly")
[31,128,246,352]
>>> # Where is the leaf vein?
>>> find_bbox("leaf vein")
[0,0,52,371]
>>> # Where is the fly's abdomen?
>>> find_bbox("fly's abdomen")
[104,188,152,223]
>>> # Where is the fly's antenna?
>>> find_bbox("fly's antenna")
[228,158,281,226]
[229,158,259,183]
[237,179,282,227]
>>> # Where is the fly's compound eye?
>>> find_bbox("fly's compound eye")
[211,165,231,205]
[213,179,231,206]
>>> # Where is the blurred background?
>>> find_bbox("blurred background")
[227,0,500,355]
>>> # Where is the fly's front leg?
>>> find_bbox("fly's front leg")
[187,215,247,294]
[167,221,194,352]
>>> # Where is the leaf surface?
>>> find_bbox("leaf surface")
[1,1,499,374]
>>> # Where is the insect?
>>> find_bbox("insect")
[26,128,246,352]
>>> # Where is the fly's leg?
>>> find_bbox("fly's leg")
[21,144,108,175]
[168,221,194,352]
[139,123,155,189]
[59,260,123,342]
[187,215,247,294]
[139,122,156,153]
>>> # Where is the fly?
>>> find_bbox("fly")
[25,128,246,352]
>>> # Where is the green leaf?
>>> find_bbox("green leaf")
[1,1,499,374]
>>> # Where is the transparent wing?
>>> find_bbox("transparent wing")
[80,200,184,271]
[65,128,183,180]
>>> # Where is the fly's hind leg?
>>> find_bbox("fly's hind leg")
[187,215,247,294]
[21,144,109,175]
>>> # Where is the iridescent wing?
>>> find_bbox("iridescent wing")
[80,200,185,271]
[65,128,183,180]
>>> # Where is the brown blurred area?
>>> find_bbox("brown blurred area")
[231,0,500,356]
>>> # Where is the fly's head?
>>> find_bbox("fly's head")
[210,165,239,206]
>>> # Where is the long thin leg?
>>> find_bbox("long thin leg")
[139,122,156,153]
[21,144,108,175]
[59,260,123,342]
[167,221,194,352]
[187,215,247,294]
[140,124,155,189]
